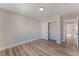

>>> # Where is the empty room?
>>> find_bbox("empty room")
[0,3,79,56]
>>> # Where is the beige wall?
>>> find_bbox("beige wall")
[0,9,41,49]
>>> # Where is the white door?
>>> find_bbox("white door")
[75,17,79,48]
[41,22,48,40]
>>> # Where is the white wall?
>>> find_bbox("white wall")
[0,9,41,49]
[41,22,48,40]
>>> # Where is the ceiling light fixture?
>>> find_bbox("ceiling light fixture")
[39,7,44,11]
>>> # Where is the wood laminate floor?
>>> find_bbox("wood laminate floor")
[0,39,79,56]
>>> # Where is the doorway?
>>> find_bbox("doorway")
[66,23,76,47]
[48,21,62,44]
[48,22,57,41]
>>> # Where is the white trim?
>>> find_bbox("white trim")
[56,40,61,44]
[0,39,38,51]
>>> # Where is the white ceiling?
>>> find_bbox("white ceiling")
[0,3,79,20]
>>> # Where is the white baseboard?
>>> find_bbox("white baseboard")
[61,39,65,43]
[56,40,61,44]
[0,39,38,51]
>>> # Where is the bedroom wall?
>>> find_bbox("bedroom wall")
[0,9,41,49]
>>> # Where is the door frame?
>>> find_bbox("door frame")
[62,16,79,48]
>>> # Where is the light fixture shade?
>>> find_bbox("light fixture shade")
[39,8,44,11]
